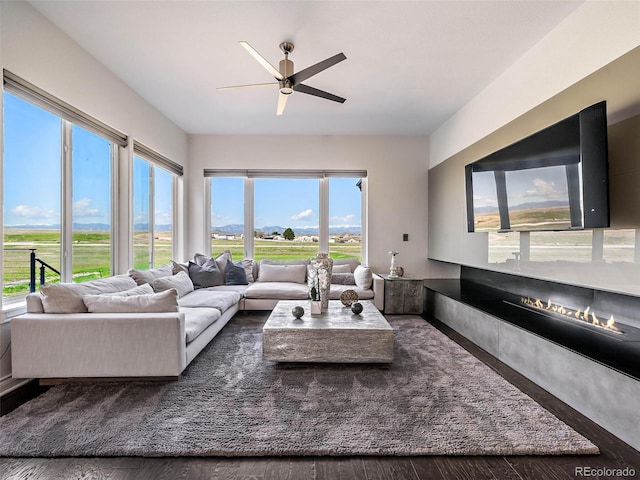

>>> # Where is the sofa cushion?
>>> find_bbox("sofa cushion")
[188,260,224,288]
[178,288,241,313]
[244,282,310,300]
[225,261,248,285]
[257,258,309,279]
[258,264,307,283]
[83,289,179,313]
[333,258,360,272]
[242,259,255,283]
[104,284,154,297]
[128,264,173,286]
[181,307,221,344]
[153,271,194,298]
[354,265,373,289]
[329,284,375,300]
[40,275,137,313]
[171,260,189,275]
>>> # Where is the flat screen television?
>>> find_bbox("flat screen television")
[465,101,609,232]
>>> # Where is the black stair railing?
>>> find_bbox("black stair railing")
[29,248,60,293]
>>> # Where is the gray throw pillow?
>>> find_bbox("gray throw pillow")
[225,261,248,285]
[331,273,356,285]
[188,259,223,289]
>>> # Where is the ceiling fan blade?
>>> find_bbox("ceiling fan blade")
[293,84,346,103]
[277,92,289,116]
[239,41,284,80]
[289,52,346,85]
[217,83,278,90]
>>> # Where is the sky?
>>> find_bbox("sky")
[3,92,172,228]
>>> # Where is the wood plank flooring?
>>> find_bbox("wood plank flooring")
[1,313,639,480]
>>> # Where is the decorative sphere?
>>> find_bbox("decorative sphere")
[292,306,305,319]
[395,266,405,277]
[340,289,359,307]
[351,302,363,315]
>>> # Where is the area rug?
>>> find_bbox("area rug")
[0,316,598,457]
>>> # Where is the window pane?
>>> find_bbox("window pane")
[254,178,319,260]
[529,231,593,262]
[133,156,151,269]
[488,231,520,264]
[328,177,362,261]
[3,92,62,300]
[603,229,636,263]
[72,125,112,282]
[153,166,173,266]
[211,177,244,258]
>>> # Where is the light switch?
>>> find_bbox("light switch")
[403,233,409,241]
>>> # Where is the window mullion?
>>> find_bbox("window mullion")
[61,120,73,283]
[319,177,329,253]
[149,167,155,268]
[244,178,254,259]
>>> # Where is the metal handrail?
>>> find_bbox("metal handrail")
[29,249,60,293]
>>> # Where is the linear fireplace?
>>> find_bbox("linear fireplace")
[424,266,640,380]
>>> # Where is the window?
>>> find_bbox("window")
[487,231,520,264]
[328,177,362,261]
[529,231,594,263]
[210,177,244,258]
[254,178,320,260]
[3,88,119,301]
[3,92,62,299]
[603,229,637,263]
[206,170,367,262]
[132,149,177,269]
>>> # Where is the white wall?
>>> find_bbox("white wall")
[187,135,431,277]
[430,0,640,168]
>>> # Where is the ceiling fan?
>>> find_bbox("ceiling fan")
[218,41,347,115]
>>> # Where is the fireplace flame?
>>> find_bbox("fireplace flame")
[520,297,622,334]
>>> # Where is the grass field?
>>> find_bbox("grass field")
[2,230,359,299]
[475,206,572,231]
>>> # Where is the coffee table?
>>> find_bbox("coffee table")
[262,300,394,363]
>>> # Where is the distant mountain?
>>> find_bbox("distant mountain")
[212,224,361,235]
[475,200,568,215]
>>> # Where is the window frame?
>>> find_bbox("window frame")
[206,170,367,262]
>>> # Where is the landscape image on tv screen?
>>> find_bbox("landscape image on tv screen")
[472,164,579,232]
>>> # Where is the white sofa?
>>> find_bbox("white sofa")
[11,273,240,382]
[11,256,383,383]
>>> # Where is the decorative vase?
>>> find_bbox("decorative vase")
[310,300,322,315]
[312,253,333,310]
[388,251,399,278]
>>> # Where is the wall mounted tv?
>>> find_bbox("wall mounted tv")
[465,101,609,233]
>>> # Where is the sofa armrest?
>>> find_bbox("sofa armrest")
[11,312,186,379]
[372,273,385,311]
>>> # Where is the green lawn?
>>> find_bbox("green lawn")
[3,230,359,299]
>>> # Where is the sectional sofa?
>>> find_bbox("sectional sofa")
[11,254,382,383]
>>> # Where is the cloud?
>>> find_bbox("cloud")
[10,205,58,221]
[524,178,565,199]
[472,195,497,208]
[290,209,313,221]
[330,214,356,224]
[73,198,100,217]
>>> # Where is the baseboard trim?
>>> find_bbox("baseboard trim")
[40,375,180,386]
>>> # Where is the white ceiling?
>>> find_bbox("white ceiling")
[29,0,583,136]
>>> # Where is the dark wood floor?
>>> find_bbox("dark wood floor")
[2,314,639,480]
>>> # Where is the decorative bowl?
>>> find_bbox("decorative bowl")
[340,289,359,307]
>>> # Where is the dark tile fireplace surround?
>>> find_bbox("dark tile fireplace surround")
[424,266,640,381]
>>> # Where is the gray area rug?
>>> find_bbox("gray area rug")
[0,315,598,457]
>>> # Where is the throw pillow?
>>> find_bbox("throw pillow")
[332,264,352,274]
[193,251,232,284]
[258,263,307,283]
[354,265,373,289]
[333,258,360,272]
[188,259,224,289]
[225,261,249,285]
[40,275,138,314]
[242,259,254,283]
[128,264,173,286]
[83,289,179,313]
[104,284,154,297]
[170,260,189,275]
[331,272,356,285]
[153,271,194,298]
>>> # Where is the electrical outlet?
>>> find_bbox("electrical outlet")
[403,233,409,241]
